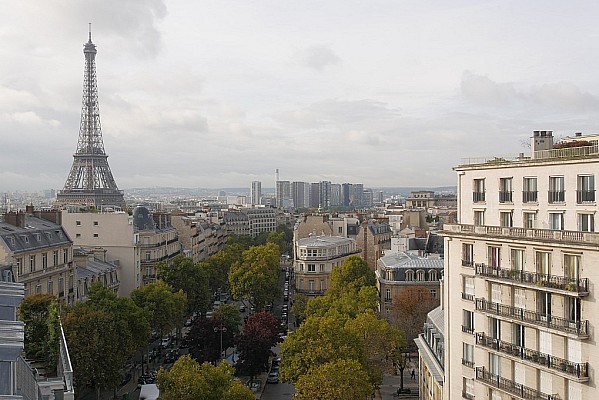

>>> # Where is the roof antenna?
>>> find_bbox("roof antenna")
[88,22,92,41]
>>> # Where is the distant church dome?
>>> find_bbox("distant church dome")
[132,206,155,230]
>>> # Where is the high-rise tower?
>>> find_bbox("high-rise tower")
[56,27,125,209]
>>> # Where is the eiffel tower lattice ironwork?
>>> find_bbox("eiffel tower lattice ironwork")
[56,27,125,209]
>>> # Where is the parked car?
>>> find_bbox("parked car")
[239,304,246,313]
[267,372,279,384]
[184,319,192,327]
[161,337,170,349]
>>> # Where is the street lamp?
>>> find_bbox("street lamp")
[214,324,227,361]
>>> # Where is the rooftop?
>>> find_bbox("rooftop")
[296,235,355,247]
[378,251,443,270]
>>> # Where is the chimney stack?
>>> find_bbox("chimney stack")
[531,130,554,158]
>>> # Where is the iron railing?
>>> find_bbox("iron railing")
[475,367,560,400]
[499,191,513,203]
[548,190,565,203]
[461,325,474,334]
[522,190,538,203]
[475,263,589,294]
[577,190,595,203]
[473,192,485,202]
[461,292,474,301]
[475,298,588,337]
[476,332,588,379]
[462,358,475,368]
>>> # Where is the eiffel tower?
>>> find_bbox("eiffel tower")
[56,26,125,209]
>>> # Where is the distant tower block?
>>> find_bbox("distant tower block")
[56,26,125,209]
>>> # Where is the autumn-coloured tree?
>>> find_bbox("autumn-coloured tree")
[294,359,373,400]
[228,243,281,310]
[235,311,280,377]
[389,285,439,344]
[157,355,254,400]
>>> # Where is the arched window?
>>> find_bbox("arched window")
[417,269,426,281]
[405,269,414,281]
[385,288,391,302]
[429,269,438,281]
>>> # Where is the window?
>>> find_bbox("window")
[549,212,564,230]
[93,233,99,238]
[462,310,474,333]
[307,264,315,272]
[29,255,35,272]
[47,281,53,294]
[538,292,552,318]
[463,276,475,297]
[499,178,513,202]
[563,254,580,279]
[488,246,501,268]
[474,210,485,226]
[462,243,474,267]
[63,249,68,263]
[430,289,437,298]
[15,257,23,276]
[513,324,525,347]
[416,270,426,281]
[308,280,315,291]
[548,176,565,203]
[523,177,538,202]
[428,270,438,281]
[53,250,59,266]
[42,253,47,269]
[59,278,64,295]
[509,248,524,272]
[578,213,594,232]
[491,284,502,303]
[489,353,501,375]
[500,211,513,227]
[567,297,581,322]
[489,316,501,340]
[514,288,526,308]
[385,288,391,302]
[75,233,81,238]
[577,175,595,203]
[405,269,414,281]
[463,343,474,367]
[93,221,99,226]
[473,179,485,202]
[320,264,324,272]
[536,251,551,275]
[76,220,81,226]
[523,211,536,229]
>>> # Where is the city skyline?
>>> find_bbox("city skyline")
[3,2,599,191]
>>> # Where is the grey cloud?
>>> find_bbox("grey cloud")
[297,45,341,71]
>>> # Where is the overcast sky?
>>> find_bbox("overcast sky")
[2,1,599,191]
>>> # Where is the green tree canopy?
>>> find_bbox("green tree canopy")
[328,255,375,295]
[157,355,254,400]
[157,255,211,315]
[294,359,373,400]
[279,312,364,383]
[18,294,60,372]
[131,280,187,339]
[304,285,379,320]
[228,243,280,309]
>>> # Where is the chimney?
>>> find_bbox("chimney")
[4,212,25,228]
[531,130,554,158]
[25,205,34,215]
[575,132,583,137]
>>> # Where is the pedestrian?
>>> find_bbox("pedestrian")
[411,369,416,380]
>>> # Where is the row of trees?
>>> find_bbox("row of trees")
[280,256,406,400]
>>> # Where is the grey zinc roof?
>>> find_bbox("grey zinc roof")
[76,259,118,279]
[378,251,443,270]
[132,206,156,230]
[427,305,444,337]
[296,235,354,247]
[0,217,71,254]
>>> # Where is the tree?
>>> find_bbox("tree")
[345,310,405,386]
[279,312,364,383]
[290,293,308,324]
[294,359,373,400]
[157,256,211,316]
[131,280,187,343]
[235,311,280,377]
[304,285,379,320]
[389,286,439,343]
[157,355,254,400]
[63,282,150,399]
[186,317,226,363]
[328,255,375,295]
[18,294,60,372]
[228,243,280,310]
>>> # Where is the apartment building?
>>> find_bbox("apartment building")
[0,211,74,304]
[443,131,597,400]
[294,235,359,295]
[223,207,277,238]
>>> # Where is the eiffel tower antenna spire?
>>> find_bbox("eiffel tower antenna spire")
[56,27,125,209]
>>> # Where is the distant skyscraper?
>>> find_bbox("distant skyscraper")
[319,181,331,209]
[330,183,341,207]
[276,180,292,208]
[250,181,262,205]
[56,28,125,209]
[292,181,310,209]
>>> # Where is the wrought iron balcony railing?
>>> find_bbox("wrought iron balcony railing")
[475,298,588,337]
[475,263,589,295]
[462,259,474,267]
[473,192,485,202]
[499,191,513,203]
[462,358,475,368]
[476,332,588,380]
[522,190,538,203]
[548,190,565,203]
[461,292,474,301]
[475,367,560,400]
[461,325,474,334]
[577,189,595,203]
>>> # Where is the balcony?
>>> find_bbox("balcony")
[443,224,595,245]
[462,358,474,368]
[473,192,485,202]
[462,259,474,268]
[475,298,588,338]
[499,191,512,203]
[476,332,588,381]
[461,325,474,334]
[462,391,475,400]
[475,367,559,400]
[461,292,474,301]
[295,288,325,296]
[475,263,589,296]
[522,190,538,203]
[577,189,595,203]
[548,190,565,203]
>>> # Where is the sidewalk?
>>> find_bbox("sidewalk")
[375,367,419,400]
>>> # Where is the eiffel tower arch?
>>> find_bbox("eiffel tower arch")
[56,27,125,209]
